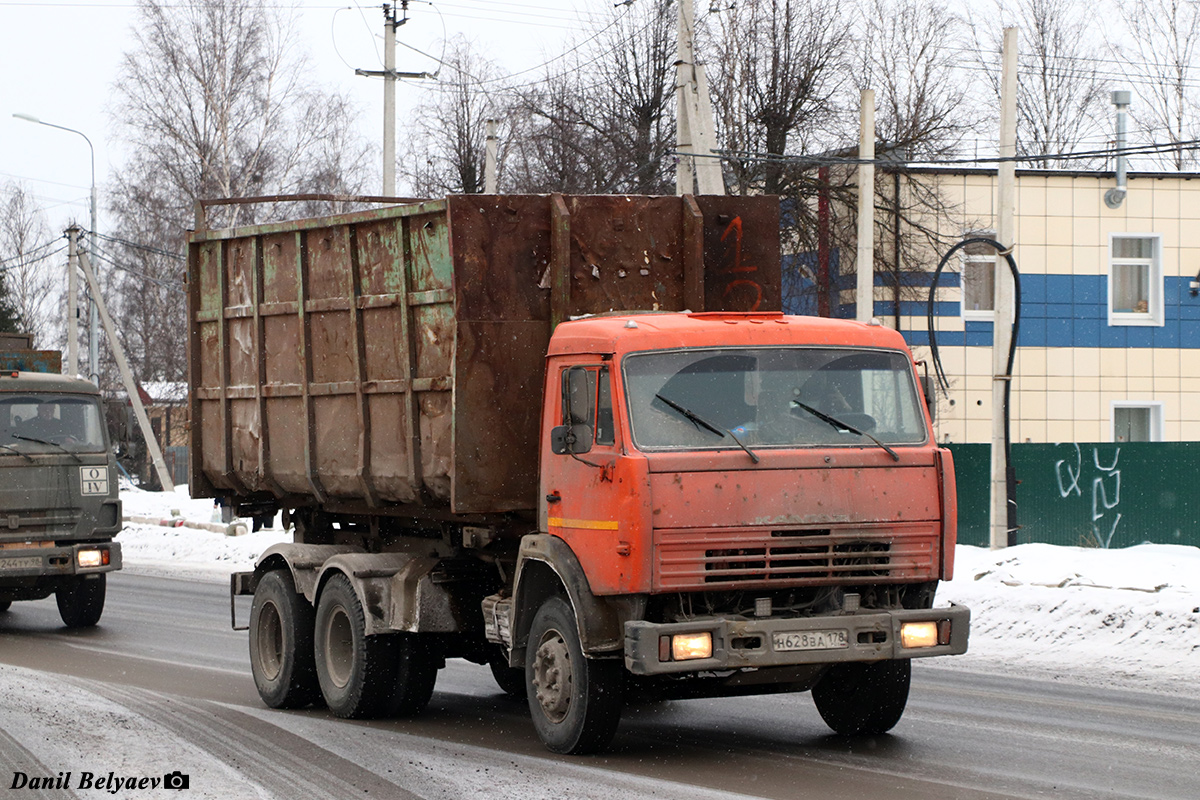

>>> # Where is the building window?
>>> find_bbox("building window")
[961,234,995,319]
[1111,402,1163,442]
[1108,234,1163,326]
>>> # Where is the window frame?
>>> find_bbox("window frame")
[960,231,996,321]
[1110,401,1163,443]
[1107,233,1164,327]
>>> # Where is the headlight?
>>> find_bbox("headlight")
[900,621,940,648]
[670,632,713,661]
[76,548,108,568]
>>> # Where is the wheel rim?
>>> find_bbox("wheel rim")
[323,605,354,688]
[532,627,572,723]
[256,600,284,681]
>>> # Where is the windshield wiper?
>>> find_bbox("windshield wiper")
[655,393,759,464]
[12,434,82,463]
[0,442,34,462]
[790,400,899,462]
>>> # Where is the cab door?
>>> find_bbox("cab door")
[540,362,635,593]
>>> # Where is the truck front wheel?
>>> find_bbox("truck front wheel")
[249,570,320,708]
[812,659,911,736]
[525,596,622,754]
[56,574,105,628]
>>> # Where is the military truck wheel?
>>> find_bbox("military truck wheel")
[812,659,911,736]
[56,574,105,628]
[488,646,526,699]
[315,574,400,718]
[525,596,623,754]
[250,570,321,708]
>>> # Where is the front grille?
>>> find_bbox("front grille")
[655,525,938,591]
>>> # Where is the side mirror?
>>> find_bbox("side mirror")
[551,424,594,455]
[920,375,937,423]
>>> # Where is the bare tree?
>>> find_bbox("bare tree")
[106,0,372,383]
[856,0,977,159]
[0,182,62,344]
[1112,0,1200,170]
[972,0,1108,167]
[704,0,854,196]
[504,0,677,194]
[401,38,510,196]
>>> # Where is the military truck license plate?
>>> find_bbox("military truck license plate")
[773,629,849,652]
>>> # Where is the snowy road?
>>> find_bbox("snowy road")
[2,572,1198,799]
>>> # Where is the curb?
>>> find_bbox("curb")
[124,515,249,537]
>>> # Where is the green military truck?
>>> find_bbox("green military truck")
[0,334,122,627]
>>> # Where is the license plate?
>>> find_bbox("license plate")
[0,556,43,571]
[773,629,849,652]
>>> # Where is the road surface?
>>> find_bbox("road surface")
[1,572,1196,799]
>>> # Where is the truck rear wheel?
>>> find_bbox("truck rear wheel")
[488,646,526,699]
[812,659,911,736]
[250,570,320,708]
[312,575,410,719]
[0,599,11,612]
[56,574,105,628]
[525,596,622,754]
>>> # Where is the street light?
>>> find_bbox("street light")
[13,112,100,385]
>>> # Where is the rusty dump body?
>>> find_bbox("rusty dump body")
[187,194,779,518]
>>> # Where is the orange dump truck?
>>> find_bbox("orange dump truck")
[188,194,967,754]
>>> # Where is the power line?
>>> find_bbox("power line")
[93,231,186,262]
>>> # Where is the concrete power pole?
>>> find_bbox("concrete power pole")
[675,0,722,195]
[485,119,498,194]
[66,227,79,376]
[991,26,1018,550]
[856,90,876,323]
[355,2,429,196]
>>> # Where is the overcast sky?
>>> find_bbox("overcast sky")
[0,0,604,236]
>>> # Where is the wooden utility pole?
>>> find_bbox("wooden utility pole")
[485,119,498,193]
[75,241,174,492]
[856,90,876,323]
[991,27,1018,550]
[675,0,722,195]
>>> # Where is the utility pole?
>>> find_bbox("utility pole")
[991,26,1018,550]
[66,227,79,376]
[75,239,174,492]
[675,0,722,195]
[484,119,498,194]
[856,89,876,323]
[355,2,429,196]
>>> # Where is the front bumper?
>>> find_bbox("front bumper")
[624,603,969,675]
[0,541,122,580]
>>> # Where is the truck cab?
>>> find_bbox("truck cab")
[0,371,122,627]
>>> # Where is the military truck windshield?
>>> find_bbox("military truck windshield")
[623,347,927,451]
[0,395,108,453]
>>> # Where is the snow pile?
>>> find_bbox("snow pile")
[116,487,1200,694]
[116,485,288,580]
[937,543,1200,693]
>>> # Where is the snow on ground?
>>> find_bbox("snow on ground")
[115,486,1200,696]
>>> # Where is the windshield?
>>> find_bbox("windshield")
[0,394,108,453]
[623,347,927,451]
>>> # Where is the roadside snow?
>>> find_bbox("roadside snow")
[115,486,1200,696]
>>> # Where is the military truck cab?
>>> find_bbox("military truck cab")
[0,371,122,627]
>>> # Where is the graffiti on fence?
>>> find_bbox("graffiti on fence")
[1055,443,1122,548]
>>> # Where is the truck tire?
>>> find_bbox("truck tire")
[526,596,622,754]
[0,599,11,612]
[386,633,439,717]
[56,574,105,628]
[249,570,321,709]
[488,646,526,700]
[812,659,911,736]
[315,574,413,718]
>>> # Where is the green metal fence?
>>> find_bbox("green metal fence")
[947,442,1200,549]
